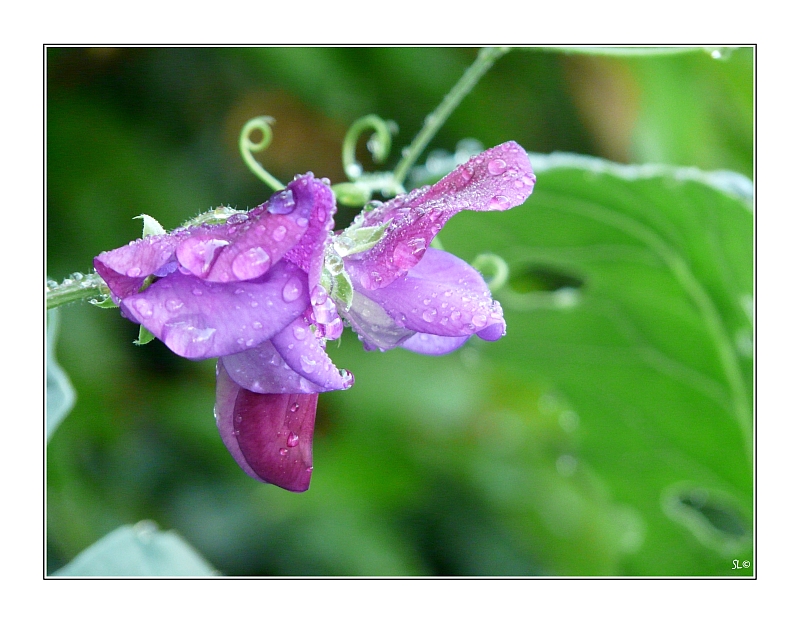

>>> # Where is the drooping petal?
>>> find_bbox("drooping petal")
[220,317,354,394]
[176,177,323,283]
[282,173,338,293]
[400,333,470,355]
[271,316,355,391]
[357,248,505,340]
[215,363,316,491]
[121,260,309,359]
[93,231,190,299]
[220,340,327,394]
[338,289,416,351]
[345,141,534,290]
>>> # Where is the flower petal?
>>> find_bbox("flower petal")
[121,260,309,359]
[215,362,316,491]
[400,333,470,355]
[271,316,355,391]
[282,173,338,293]
[93,231,189,299]
[338,289,416,351]
[345,141,534,290]
[359,248,505,339]
[220,340,328,394]
[176,176,324,283]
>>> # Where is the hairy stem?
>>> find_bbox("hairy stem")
[392,46,510,186]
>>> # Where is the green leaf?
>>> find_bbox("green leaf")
[444,152,753,575]
[52,521,217,576]
[46,309,75,441]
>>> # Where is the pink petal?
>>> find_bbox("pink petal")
[215,362,317,492]
[345,141,534,290]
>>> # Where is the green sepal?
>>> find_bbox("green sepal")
[89,296,119,309]
[334,222,389,257]
[134,214,167,237]
[134,325,156,346]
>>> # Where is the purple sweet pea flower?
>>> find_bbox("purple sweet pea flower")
[339,140,534,355]
[93,141,534,493]
[94,173,353,491]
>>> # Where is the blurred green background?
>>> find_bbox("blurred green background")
[46,46,753,576]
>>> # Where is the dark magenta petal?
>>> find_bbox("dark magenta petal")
[221,341,327,394]
[215,363,316,491]
[282,174,338,293]
[359,248,505,339]
[271,317,355,391]
[175,176,327,283]
[345,141,534,290]
[401,333,470,355]
[93,231,189,299]
[121,260,309,359]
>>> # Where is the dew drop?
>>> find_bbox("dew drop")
[488,158,507,175]
[287,433,299,447]
[290,402,300,413]
[126,267,142,277]
[282,276,303,302]
[268,189,296,214]
[231,246,271,280]
[422,309,437,322]
[272,225,287,242]
[300,355,317,373]
[250,300,258,307]
[471,314,487,328]
[132,299,153,317]
[279,448,289,456]
[461,167,474,183]
[293,325,307,340]
[165,299,183,312]
[252,321,263,330]
[488,195,511,210]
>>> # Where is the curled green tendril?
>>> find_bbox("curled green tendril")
[472,253,509,292]
[239,116,286,191]
[342,115,397,181]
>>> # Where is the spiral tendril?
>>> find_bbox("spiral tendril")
[239,116,286,191]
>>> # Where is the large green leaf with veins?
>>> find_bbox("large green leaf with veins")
[441,152,753,575]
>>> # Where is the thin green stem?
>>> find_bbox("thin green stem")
[46,272,109,309]
[392,46,510,186]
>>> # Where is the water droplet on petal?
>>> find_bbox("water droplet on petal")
[282,276,303,302]
[461,167,474,182]
[272,225,287,242]
[126,267,142,277]
[279,448,288,456]
[165,299,183,312]
[132,299,153,317]
[488,158,507,175]
[290,402,300,413]
[287,433,299,447]
[268,189,296,214]
[488,195,511,210]
[300,355,317,373]
[472,314,487,328]
[293,325,307,340]
[192,287,203,296]
[252,321,263,330]
[231,246,271,280]
[422,309,437,322]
